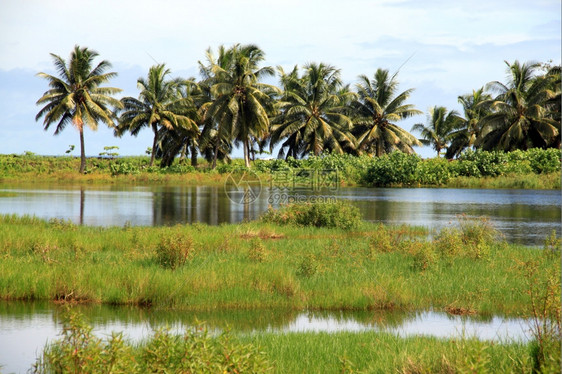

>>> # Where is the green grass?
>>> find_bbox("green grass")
[32,308,556,373]
[0,214,558,317]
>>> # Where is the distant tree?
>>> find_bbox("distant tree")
[445,88,491,159]
[201,44,277,168]
[350,69,422,157]
[35,46,122,173]
[476,60,559,151]
[270,63,356,159]
[412,106,462,158]
[116,64,198,167]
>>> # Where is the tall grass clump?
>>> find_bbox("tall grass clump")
[155,230,194,270]
[519,256,561,373]
[33,309,273,373]
[435,216,499,259]
[261,201,361,230]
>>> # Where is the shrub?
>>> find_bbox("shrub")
[155,230,194,269]
[110,161,140,176]
[415,158,453,185]
[296,254,318,277]
[527,148,561,174]
[261,201,361,230]
[248,239,267,262]
[435,216,498,259]
[34,310,273,373]
[409,241,437,271]
[362,152,420,186]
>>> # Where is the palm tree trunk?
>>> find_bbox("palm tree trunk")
[212,140,219,169]
[190,145,198,167]
[79,128,86,174]
[150,124,158,167]
[243,138,250,168]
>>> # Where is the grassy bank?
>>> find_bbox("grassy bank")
[33,309,554,373]
[1,149,560,189]
[0,214,559,316]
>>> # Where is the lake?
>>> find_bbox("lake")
[0,183,559,372]
[0,183,559,246]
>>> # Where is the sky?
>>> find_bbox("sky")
[0,0,560,159]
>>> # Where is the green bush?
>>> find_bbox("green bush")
[155,230,194,269]
[415,158,453,185]
[34,310,272,373]
[362,152,420,186]
[261,201,361,230]
[435,216,498,259]
[109,161,140,175]
[526,148,561,174]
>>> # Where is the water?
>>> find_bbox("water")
[0,183,557,372]
[0,301,533,374]
[0,183,559,245]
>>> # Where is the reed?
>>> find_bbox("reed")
[0,215,558,317]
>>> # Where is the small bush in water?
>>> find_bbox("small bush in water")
[33,309,272,373]
[261,201,361,230]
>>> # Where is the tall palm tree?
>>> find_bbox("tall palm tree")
[270,63,356,159]
[35,45,122,173]
[476,60,559,151]
[202,44,277,168]
[412,106,462,157]
[350,69,422,157]
[445,88,491,159]
[116,64,198,166]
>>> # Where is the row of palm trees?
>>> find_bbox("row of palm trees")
[36,45,560,173]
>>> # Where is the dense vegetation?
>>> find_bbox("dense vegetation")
[32,309,558,373]
[0,211,559,316]
[35,45,560,173]
[1,148,560,189]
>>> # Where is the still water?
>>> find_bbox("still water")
[0,301,533,374]
[0,183,559,245]
[0,184,558,372]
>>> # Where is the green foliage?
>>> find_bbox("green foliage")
[34,310,272,373]
[435,216,498,259]
[458,149,509,177]
[362,151,421,186]
[110,161,140,175]
[261,201,361,230]
[155,230,194,270]
[99,146,120,158]
[33,308,134,373]
[415,157,453,185]
[296,253,318,278]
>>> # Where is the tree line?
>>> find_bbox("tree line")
[35,44,560,173]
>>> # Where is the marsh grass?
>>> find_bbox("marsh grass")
[33,308,272,373]
[31,309,542,374]
[0,214,557,316]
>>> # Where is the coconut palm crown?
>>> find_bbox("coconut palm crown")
[350,69,422,157]
[35,45,122,173]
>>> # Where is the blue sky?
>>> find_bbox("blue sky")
[0,0,560,159]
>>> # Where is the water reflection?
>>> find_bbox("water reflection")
[0,301,532,374]
[0,184,559,245]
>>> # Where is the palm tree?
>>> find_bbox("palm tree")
[202,44,277,168]
[412,106,462,157]
[476,60,559,151]
[445,88,491,159]
[350,69,422,157]
[116,64,198,167]
[270,63,356,159]
[35,45,122,173]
